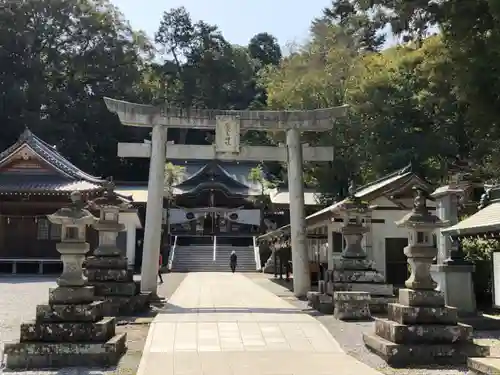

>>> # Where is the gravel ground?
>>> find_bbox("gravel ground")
[0,272,187,375]
[248,273,500,375]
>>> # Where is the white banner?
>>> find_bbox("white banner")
[169,208,260,226]
[169,209,204,224]
[225,209,260,225]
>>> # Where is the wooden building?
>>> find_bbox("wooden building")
[0,129,142,274]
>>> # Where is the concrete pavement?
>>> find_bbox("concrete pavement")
[137,272,384,375]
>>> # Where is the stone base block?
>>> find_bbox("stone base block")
[388,303,458,325]
[20,317,115,342]
[333,282,394,296]
[48,286,95,305]
[306,292,334,314]
[370,297,397,314]
[468,357,500,375]
[363,333,489,367]
[333,269,385,283]
[4,332,127,370]
[374,317,473,344]
[91,281,137,297]
[86,268,133,282]
[86,256,128,270]
[36,301,104,323]
[97,293,151,316]
[334,291,371,321]
[398,288,445,307]
[332,258,374,270]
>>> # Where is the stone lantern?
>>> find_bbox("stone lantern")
[3,191,126,370]
[396,187,448,290]
[47,190,97,287]
[86,179,150,316]
[329,180,394,318]
[338,181,371,260]
[363,187,489,366]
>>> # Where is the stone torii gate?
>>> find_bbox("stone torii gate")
[104,98,347,297]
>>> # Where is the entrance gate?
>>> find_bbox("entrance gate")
[104,98,347,297]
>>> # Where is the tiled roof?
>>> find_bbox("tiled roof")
[0,174,100,193]
[0,128,104,184]
[441,202,500,236]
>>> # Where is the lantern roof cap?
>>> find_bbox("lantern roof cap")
[396,187,448,228]
[48,191,97,225]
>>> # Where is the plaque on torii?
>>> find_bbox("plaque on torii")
[215,115,240,154]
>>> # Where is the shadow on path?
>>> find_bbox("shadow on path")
[155,302,309,315]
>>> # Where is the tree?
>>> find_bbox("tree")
[153,7,267,147]
[318,0,389,51]
[248,32,282,67]
[259,23,364,200]
[0,0,152,180]
[163,162,185,252]
[248,165,278,232]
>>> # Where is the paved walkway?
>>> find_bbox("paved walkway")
[137,272,384,375]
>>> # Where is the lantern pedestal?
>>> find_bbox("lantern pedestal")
[4,285,127,369]
[363,287,488,367]
[86,222,151,316]
[4,192,126,370]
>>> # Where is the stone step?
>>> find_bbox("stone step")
[174,259,256,263]
[36,301,104,323]
[172,265,255,271]
[374,317,473,344]
[468,357,500,375]
[362,332,489,367]
[172,246,256,272]
[20,317,115,343]
[4,332,127,370]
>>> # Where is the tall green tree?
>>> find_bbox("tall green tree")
[0,0,152,180]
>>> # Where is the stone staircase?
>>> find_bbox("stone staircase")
[171,245,257,272]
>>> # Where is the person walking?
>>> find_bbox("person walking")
[230,250,237,273]
[158,253,164,284]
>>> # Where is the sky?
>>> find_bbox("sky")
[110,0,336,49]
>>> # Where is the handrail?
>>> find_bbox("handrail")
[167,235,178,270]
[213,236,217,261]
[253,236,262,271]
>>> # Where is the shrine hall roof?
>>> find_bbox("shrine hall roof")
[0,129,104,194]
[169,160,265,196]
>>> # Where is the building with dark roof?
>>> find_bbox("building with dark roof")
[0,129,142,274]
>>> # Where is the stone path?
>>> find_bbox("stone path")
[138,272,384,375]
